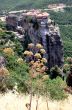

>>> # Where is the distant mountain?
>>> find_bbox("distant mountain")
[0,0,72,11]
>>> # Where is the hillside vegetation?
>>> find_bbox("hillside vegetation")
[0,0,72,11]
[60,25,72,57]
[0,0,72,103]
[0,28,68,101]
[48,7,72,57]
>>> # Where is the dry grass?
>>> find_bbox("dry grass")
[0,91,72,110]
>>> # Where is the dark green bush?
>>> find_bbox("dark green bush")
[50,65,61,79]
[44,77,67,100]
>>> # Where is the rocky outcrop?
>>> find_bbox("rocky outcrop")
[0,56,6,67]
[27,18,64,69]
[6,10,64,68]
[6,14,18,31]
[46,28,64,69]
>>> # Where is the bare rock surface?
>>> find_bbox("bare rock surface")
[0,56,6,67]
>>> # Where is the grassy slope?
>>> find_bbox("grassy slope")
[0,92,72,110]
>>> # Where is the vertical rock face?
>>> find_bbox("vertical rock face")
[46,32,64,69]
[6,10,64,68]
[27,19,64,69]
[6,14,18,31]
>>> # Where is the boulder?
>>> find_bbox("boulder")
[0,56,6,67]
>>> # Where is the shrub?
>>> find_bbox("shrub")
[0,67,9,76]
[50,65,61,79]
[17,58,24,64]
[2,58,29,92]
[4,55,18,70]
[5,75,15,90]
[63,64,70,73]
[66,57,72,64]
[3,48,14,56]
[14,39,23,55]
[23,43,47,78]
[0,67,9,92]
[36,43,43,49]
[34,53,41,59]
[44,77,67,100]
[66,65,72,87]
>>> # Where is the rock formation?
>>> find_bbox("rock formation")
[6,9,64,69]
[0,56,6,67]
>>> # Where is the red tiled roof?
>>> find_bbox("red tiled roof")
[22,10,49,18]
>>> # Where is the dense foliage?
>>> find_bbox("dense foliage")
[0,0,72,11]
[49,7,72,25]
[47,7,72,57]
[0,28,68,100]
[60,25,72,57]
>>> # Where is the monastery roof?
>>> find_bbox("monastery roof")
[36,12,49,18]
[22,10,49,18]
